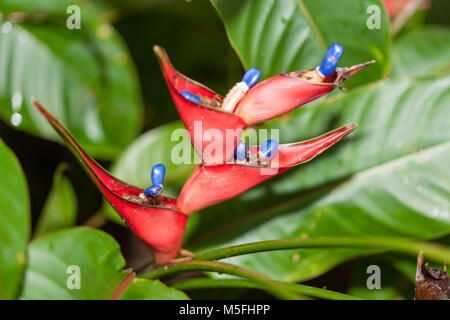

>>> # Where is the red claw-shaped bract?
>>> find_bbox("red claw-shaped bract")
[155,45,372,164]
[154,45,246,165]
[235,63,374,125]
[177,124,357,215]
[33,101,187,265]
[234,73,334,125]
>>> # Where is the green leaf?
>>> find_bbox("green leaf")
[20,228,126,299]
[144,260,306,299]
[34,164,77,238]
[186,75,450,282]
[0,0,143,159]
[392,26,450,77]
[0,139,30,299]
[210,0,391,87]
[20,227,189,300]
[102,121,196,224]
[120,278,189,300]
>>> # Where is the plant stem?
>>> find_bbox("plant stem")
[193,237,450,264]
[172,278,362,300]
[83,211,107,228]
[143,237,448,300]
[143,261,306,300]
[110,271,135,300]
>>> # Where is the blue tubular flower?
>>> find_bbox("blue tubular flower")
[318,43,344,77]
[234,141,247,161]
[258,139,279,162]
[144,185,163,198]
[180,90,202,105]
[144,164,166,199]
[242,68,261,89]
[151,164,166,186]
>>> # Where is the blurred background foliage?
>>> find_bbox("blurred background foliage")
[0,0,449,300]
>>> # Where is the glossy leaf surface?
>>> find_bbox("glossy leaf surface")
[0,139,30,299]
[211,0,390,88]
[20,228,189,299]
[20,228,125,299]
[0,1,143,158]
[34,164,77,238]
[392,26,450,77]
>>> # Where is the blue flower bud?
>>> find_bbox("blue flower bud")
[234,141,247,161]
[318,43,344,77]
[242,68,261,89]
[151,164,166,186]
[144,185,163,199]
[180,90,202,105]
[258,139,279,161]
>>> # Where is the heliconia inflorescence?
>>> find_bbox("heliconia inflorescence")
[32,42,367,264]
[176,124,356,215]
[154,44,373,165]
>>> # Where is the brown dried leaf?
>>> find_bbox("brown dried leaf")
[415,252,449,300]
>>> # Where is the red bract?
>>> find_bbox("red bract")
[235,62,374,125]
[33,101,356,264]
[155,45,372,164]
[154,45,245,166]
[33,101,187,265]
[383,0,430,19]
[177,124,357,215]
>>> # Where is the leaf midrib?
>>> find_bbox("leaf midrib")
[296,0,327,51]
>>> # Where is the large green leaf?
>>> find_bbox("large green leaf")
[34,164,77,238]
[20,227,188,299]
[120,278,189,300]
[102,121,196,224]
[210,0,391,87]
[392,26,450,77]
[20,228,126,299]
[0,139,30,299]
[0,0,143,159]
[185,75,450,281]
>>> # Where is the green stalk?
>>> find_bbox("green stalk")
[143,260,305,300]
[172,278,361,300]
[143,237,448,300]
[193,237,450,264]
